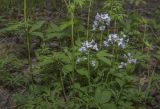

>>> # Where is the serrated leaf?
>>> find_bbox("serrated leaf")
[116,78,125,87]
[63,64,73,73]
[98,57,111,66]
[76,68,89,78]
[96,50,111,65]
[30,32,43,39]
[46,32,65,40]
[30,21,45,32]
[1,22,24,32]
[59,20,72,31]
[58,53,71,63]
[74,0,85,7]
[97,50,108,57]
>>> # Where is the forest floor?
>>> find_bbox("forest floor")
[0,0,160,109]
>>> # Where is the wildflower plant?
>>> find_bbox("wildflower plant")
[79,40,99,54]
[119,53,137,69]
[0,0,158,108]
[77,10,137,73]
[92,13,111,31]
[103,33,129,49]
[77,40,99,69]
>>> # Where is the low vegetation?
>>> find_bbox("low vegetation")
[0,0,160,109]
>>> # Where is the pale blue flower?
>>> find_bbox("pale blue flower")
[92,12,110,31]
[91,60,96,67]
[99,26,106,31]
[119,62,127,69]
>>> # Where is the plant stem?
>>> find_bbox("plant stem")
[100,31,103,49]
[71,12,75,47]
[24,0,32,78]
[87,50,91,87]
[60,71,67,102]
[142,22,147,51]
[86,0,92,86]
[86,0,92,40]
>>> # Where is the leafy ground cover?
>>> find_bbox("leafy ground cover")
[0,0,160,109]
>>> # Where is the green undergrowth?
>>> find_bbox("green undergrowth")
[0,0,160,109]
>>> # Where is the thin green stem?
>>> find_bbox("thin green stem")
[114,20,117,34]
[87,50,91,87]
[71,12,75,47]
[60,71,67,102]
[63,0,69,8]
[142,22,147,51]
[86,0,92,40]
[100,31,103,49]
[24,0,32,78]
[145,69,155,101]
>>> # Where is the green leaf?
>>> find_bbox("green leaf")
[30,32,43,39]
[98,57,111,66]
[116,78,125,87]
[1,22,24,32]
[101,103,117,109]
[73,83,81,89]
[63,64,73,73]
[59,20,72,31]
[154,51,160,60]
[74,0,85,8]
[97,50,108,57]
[49,23,59,32]
[101,91,112,103]
[96,50,111,65]
[57,53,71,63]
[111,72,123,78]
[46,32,65,40]
[95,88,112,104]
[76,68,89,78]
[30,21,45,32]
[95,88,101,103]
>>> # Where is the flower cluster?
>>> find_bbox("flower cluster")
[103,34,128,49]
[92,13,110,31]
[76,56,87,63]
[119,53,137,69]
[79,40,99,54]
[76,57,96,67]
[91,60,96,67]
[77,40,99,67]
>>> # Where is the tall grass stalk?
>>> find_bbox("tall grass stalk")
[86,0,92,87]
[86,0,92,40]
[63,0,76,83]
[24,0,32,78]
[142,19,147,51]
[71,12,75,47]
